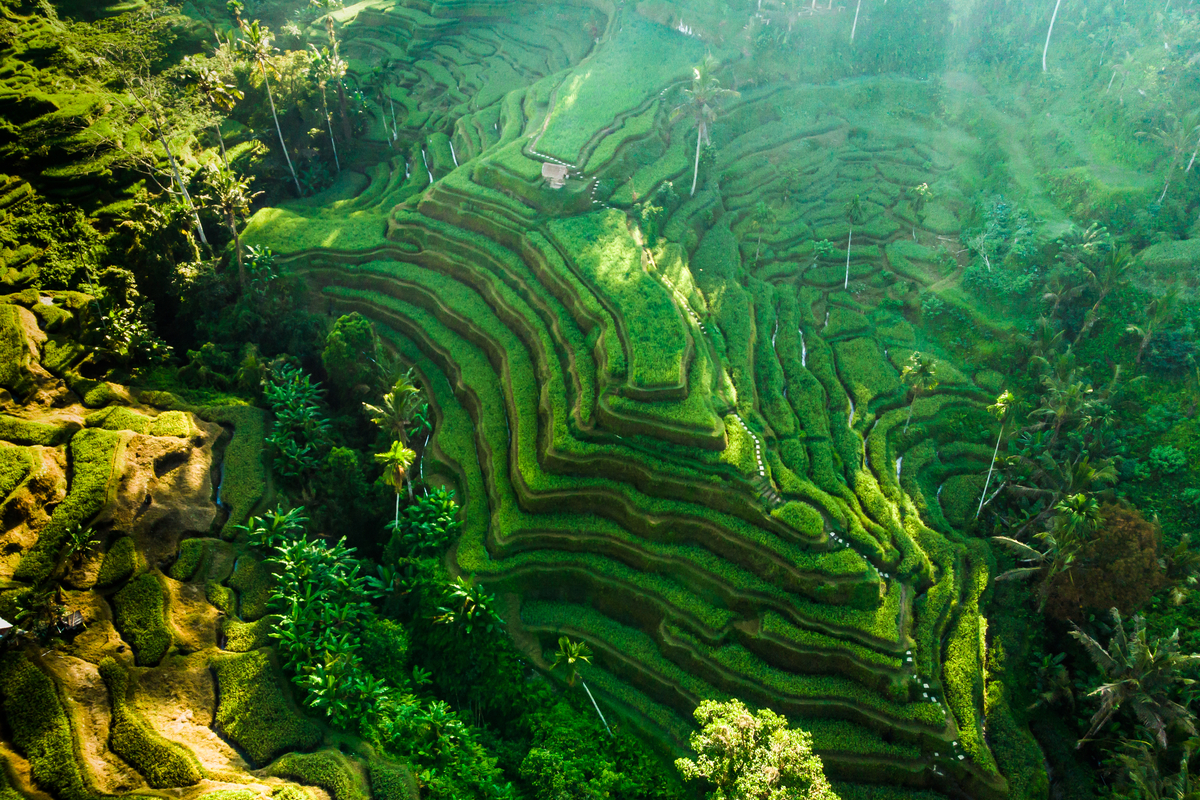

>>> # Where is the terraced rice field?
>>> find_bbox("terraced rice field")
[245,3,1033,798]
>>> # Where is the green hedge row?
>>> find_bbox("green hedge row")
[0,413,76,446]
[0,445,33,502]
[168,538,209,581]
[96,535,138,588]
[98,657,203,787]
[112,572,171,666]
[0,653,91,800]
[199,406,266,539]
[267,750,367,800]
[228,555,272,622]
[221,616,276,652]
[211,650,321,767]
[15,427,124,584]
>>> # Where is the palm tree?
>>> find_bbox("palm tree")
[1141,116,1194,204]
[850,0,863,40]
[993,493,1102,610]
[308,46,342,172]
[364,60,399,148]
[323,16,354,145]
[183,58,243,168]
[977,389,1016,519]
[551,636,612,736]
[238,20,302,196]
[751,200,776,264]
[363,370,424,445]
[375,440,416,525]
[1070,608,1200,748]
[907,183,932,240]
[676,56,738,197]
[843,195,865,289]
[901,351,937,432]
[1076,244,1132,342]
[1128,285,1182,366]
[204,165,262,291]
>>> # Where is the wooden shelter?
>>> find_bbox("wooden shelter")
[541,162,569,189]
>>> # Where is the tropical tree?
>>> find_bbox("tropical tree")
[308,45,342,172]
[376,440,416,523]
[1140,116,1196,204]
[1128,286,1182,367]
[433,576,503,636]
[907,183,932,240]
[676,56,738,197]
[751,200,777,265]
[901,351,938,432]
[842,195,865,289]
[993,493,1104,611]
[850,0,863,40]
[977,389,1016,519]
[241,506,309,550]
[364,60,400,148]
[1070,609,1200,748]
[364,370,425,445]
[182,57,243,167]
[323,16,354,144]
[1076,244,1133,342]
[203,165,261,290]
[238,20,302,196]
[551,636,613,736]
[676,699,837,800]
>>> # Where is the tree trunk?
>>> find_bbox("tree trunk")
[904,398,915,432]
[1159,157,1177,203]
[394,491,400,528]
[336,80,352,144]
[1188,134,1200,172]
[228,209,245,291]
[389,94,398,145]
[690,121,704,196]
[580,679,613,736]
[844,225,852,289]
[215,123,229,168]
[264,73,302,196]
[322,88,341,172]
[1042,0,1063,72]
[850,0,862,40]
[976,420,1004,519]
[156,126,209,247]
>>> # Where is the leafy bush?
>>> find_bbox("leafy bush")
[113,572,171,666]
[387,487,462,559]
[15,428,124,583]
[369,761,417,800]
[0,653,90,800]
[98,658,203,787]
[168,538,207,582]
[267,750,368,800]
[211,650,321,767]
[1149,444,1188,475]
[96,535,138,587]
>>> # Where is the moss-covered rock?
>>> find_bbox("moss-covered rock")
[211,650,321,767]
[112,572,171,666]
[95,535,138,588]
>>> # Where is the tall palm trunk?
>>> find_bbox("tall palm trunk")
[579,679,612,736]
[976,420,1004,518]
[1188,134,1200,172]
[690,121,705,196]
[156,127,209,247]
[227,209,244,290]
[1042,0,1063,72]
[336,80,352,143]
[843,224,853,288]
[214,122,229,168]
[904,398,915,432]
[263,72,302,196]
[320,84,341,172]
[1159,155,1180,203]
[850,0,862,40]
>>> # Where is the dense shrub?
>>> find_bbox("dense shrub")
[98,657,203,787]
[211,650,321,767]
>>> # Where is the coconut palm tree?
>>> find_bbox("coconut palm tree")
[1128,285,1182,367]
[183,58,243,168]
[238,20,302,196]
[901,351,937,432]
[364,60,400,148]
[1070,608,1200,748]
[308,45,342,172]
[907,183,932,240]
[843,195,865,289]
[1076,244,1133,342]
[204,165,262,291]
[323,16,354,144]
[1141,116,1194,204]
[977,389,1016,519]
[551,636,612,736]
[375,440,416,525]
[993,492,1103,609]
[363,370,424,446]
[676,56,738,197]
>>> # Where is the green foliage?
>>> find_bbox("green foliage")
[0,445,33,501]
[84,406,151,433]
[98,658,203,787]
[112,572,171,666]
[148,410,193,437]
[0,413,75,446]
[388,487,463,559]
[96,535,138,587]
[267,750,368,800]
[168,538,208,581]
[676,699,837,800]
[0,653,90,800]
[211,650,322,767]
[321,313,382,405]
[200,405,266,539]
[368,761,417,800]
[228,555,271,621]
[15,427,123,584]
[262,363,332,486]
[221,615,275,652]
[1149,444,1188,475]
